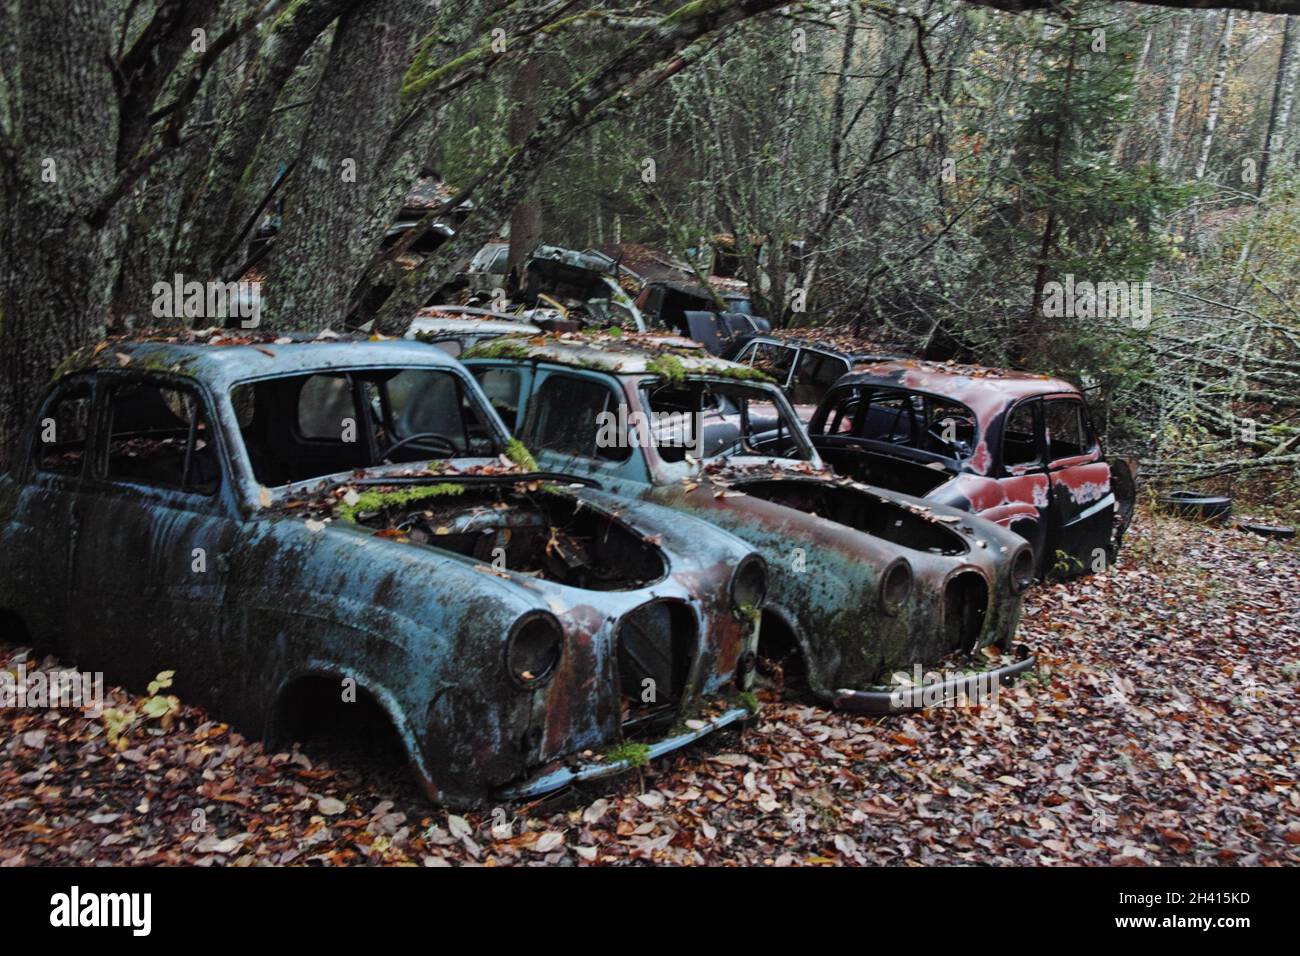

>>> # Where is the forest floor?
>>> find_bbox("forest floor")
[2,505,1297,867]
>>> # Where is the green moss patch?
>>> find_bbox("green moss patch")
[338,483,464,523]
[504,438,538,471]
[604,741,652,768]
[698,362,775,384]
[646,353,687,385]
[462,338,535,361]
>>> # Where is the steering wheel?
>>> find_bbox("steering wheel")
[381,432,459,461]
[927,418,973,456]
[927,420,957,449]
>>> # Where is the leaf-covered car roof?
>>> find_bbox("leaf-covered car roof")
[840,358,1082,427]
[462,331,775,383]
[55,330,465,390]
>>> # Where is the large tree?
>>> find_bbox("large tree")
[0,0,792,468]
[1,0,1297,475]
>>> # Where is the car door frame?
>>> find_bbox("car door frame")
[787,347,851,412]
[1038,392,1114,576]
[10,373,101,648]
[734,339,798,391]
[465,360,538,437]
[512,365,653,489]
[993,396,1053,563]
[68,368,242,695]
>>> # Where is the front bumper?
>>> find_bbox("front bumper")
[496,705,751,800]
[832,656,1035,714]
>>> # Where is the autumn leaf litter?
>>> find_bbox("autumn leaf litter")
[1,507,1296,866]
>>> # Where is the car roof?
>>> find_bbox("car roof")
[408,312,542,337]
[464,331,776,381]
[741,332,905,364]
[56,332,465,392]
[838,359,1080,423]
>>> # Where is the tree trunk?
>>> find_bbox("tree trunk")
[1111,26,1154,165]
[1257,15,1300,195]
[506,56,544,291]
[0,0,120,472]
[1157,16,1194,171]
[178,0,362,279]
[1025,30,1077,353]
[1195,11,1236,180]
[261,0,434,330]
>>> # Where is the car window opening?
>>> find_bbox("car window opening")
[643,380,813,463]
[232,368,498,487]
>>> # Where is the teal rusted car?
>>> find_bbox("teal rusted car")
[0,334,768,806]
[461,333,1036,713]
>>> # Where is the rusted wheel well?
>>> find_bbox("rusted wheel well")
[758,611,806,687]
[270,675,408,765]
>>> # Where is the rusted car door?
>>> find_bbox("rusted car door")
[7,376,97,648]
[69,374,236,696]
[1040,395,1114,575]
[994,398,1052,562]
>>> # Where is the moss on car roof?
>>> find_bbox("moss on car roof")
[461,330,776,383]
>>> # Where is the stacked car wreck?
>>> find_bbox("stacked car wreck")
[727,335,1139,578]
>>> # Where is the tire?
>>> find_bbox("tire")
[1158,490,1233,522]
[1234,521,1296,540]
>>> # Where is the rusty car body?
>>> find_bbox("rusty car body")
[589,243,769,352]
[0,334,770,806]
[460,333,1036,713]
[516,245,646,330]
[804,359,1137,578]
[406,305,543,357]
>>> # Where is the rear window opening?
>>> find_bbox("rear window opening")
[815,385,978,462]
[36,383,92,477]
[731,479,969,555]
[342,485,667,591]
[102,381,220,494]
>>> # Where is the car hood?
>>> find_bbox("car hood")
[700,458,1027,558]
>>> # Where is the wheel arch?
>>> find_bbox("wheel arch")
[268,664,442,802]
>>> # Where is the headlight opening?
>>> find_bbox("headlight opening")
[506,612,563,688]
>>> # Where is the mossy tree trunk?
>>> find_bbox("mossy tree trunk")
[261,0,438,330]
[0,0,121,471]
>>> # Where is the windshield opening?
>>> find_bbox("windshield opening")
[642,379,814,464]
[231,367,499,487]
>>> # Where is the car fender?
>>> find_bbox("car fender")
[269,661,444,801]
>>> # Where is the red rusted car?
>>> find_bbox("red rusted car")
[805,359,1136,578]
